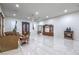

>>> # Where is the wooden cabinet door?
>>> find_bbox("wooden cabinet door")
[22,22,30,35]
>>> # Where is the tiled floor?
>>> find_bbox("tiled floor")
[0,33,79,55]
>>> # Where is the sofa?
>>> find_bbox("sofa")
[0,32,19,52]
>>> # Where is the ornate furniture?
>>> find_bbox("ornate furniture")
[43,24,54,36]
[0,32,19,52]
[20,34,29,45]
[64,31,73,40]
[22,22,30,35]
[20,22,30,45]
[5,32,19,36]
[21,22,30,45]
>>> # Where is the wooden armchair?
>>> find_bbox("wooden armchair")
[20,34,29,45]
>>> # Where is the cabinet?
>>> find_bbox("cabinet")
[43,24,54,36]
[22,22,30,35]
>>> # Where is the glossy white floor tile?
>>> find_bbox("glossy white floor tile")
[0,33,79,55]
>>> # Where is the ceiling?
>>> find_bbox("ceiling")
[0,3,79,21]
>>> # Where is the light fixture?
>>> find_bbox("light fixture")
[13,13,16,16]
[64,9,68,13]
[27,17,30,19]
[46,16,49,18]
[16,4,19,8]
[35,11,39,15]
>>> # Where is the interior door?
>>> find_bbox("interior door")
[22,22,30,35]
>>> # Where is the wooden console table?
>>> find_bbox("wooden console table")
[64,31,73,40]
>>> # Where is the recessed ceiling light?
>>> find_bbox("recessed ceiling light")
[46,16,49,18]
[64,9,68,13]
[27,17,30,19]
[16,4,19,8]
[35,11,39,15]
[13,13,16,16]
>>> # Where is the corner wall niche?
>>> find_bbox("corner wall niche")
[43,24,54,36]
[0,13,4,36]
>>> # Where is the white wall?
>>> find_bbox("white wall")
[38,12,79,40]
[30,21,38,35]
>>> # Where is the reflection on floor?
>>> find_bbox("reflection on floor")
[0,33,79,55]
